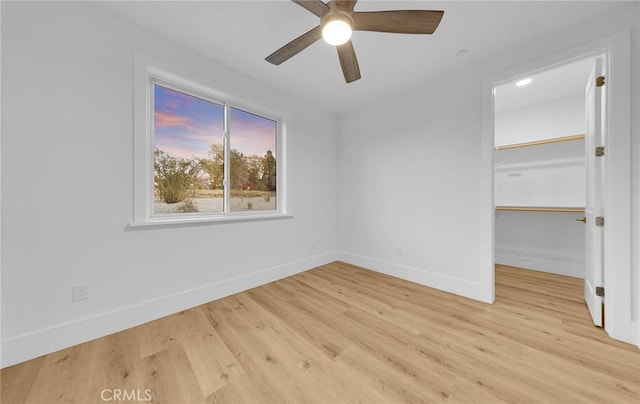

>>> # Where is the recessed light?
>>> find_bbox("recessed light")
[456,49,468,56]
[516,78,533,87]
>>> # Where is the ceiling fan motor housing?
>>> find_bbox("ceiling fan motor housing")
[321,2,354,29]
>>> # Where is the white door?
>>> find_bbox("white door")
[584,58,605,327]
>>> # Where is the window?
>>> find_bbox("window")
[133,56,287,226]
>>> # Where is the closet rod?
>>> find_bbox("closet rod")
[496,206,585,213]
[495,134,585,150]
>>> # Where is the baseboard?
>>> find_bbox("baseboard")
[1,251,339,368]
[632,320,640,349]
[338,251,488,303]
[495,251,583,278]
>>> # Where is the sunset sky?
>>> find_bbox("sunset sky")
[154,84,276,159]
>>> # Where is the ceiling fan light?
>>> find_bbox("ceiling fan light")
[322,19,352,46]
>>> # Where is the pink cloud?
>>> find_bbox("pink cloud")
[158,144,209,160]
[154,111,191,128]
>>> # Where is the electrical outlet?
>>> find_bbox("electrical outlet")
[72,284,88,302]
[309,240,316,250]
[396,247,403,257]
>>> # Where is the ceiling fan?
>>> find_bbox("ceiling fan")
[265,0,444,83]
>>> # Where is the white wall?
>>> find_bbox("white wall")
[338,75,486,299]
[494,139,585,207]
[495,95,585,146]
[495,211,585,278]
[1,2,339,367]
[337,3,638,340]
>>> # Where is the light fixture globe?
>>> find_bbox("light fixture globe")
[321,12,353,46]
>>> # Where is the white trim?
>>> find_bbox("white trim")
[601,32,632,343]
[1,251,340,368]
[127,213,293,229]
[0,1,4,371]
[481,31,633,344]
[338,251,488,303]
[633,320,640,348]
[480,73,496,304]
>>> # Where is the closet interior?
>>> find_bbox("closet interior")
[494,59,594,279]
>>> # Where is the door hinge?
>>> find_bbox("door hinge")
[595,146,605,157]
[596,75,605,87]
[595,216,604,227]
[595,286,605,297]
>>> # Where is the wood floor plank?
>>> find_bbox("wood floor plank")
[335,343,455,404]
[274,275,352,315]
[207,293,384,403]
[0,356,45,404]
[247,285,352,358]
[134,312,185,359]
[342,305,562,403]
[286,299,460,401]
[143,344,206,404]
[297,268,426,334]
[21,337,106,403]
[176,308,244,397]
[2,262,639,403]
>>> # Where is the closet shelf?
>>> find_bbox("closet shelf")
[496,206,585,213]
[495,134,585,151]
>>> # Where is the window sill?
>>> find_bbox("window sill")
[127,213,293,230]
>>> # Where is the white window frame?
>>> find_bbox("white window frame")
[131,54,289,227]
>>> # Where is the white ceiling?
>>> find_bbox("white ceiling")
[495,57,595,113]
[97,1,629,115]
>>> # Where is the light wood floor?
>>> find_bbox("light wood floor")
[2,262,639,403]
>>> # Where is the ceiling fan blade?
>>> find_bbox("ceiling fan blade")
[266,26,322,65]
[336,40,361,83]
[353,10,444,34]
[292,0,329,17]
[335,0,357,11]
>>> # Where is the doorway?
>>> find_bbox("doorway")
[492,57,599,325]
[480,31,633,343]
